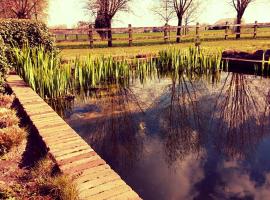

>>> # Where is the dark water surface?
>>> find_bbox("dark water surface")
[52,71,270,200]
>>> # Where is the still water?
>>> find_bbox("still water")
[52,71,270,200]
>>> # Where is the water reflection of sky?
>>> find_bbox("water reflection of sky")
[59,72,270,200]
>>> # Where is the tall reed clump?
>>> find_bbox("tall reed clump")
[72,56,131,92]
[12,45,132,99]
[12,46,71,99]
[157,47,223,78]
[11,45,223,100]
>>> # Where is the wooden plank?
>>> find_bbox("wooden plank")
[56,148,94,161]
[58,151,97,166]
[90,185,132,200]
[80,179,126,198]
[51,145,91,157]
[44,134,82,144]
[64,159,106,174]
[60,155,101,171]
[74,164,111,177]
[108,191,140,200]
[75,168,113,185]
[79,173,121,192]
[7,75,141,200]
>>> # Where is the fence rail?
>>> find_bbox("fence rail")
[50,21,270,48]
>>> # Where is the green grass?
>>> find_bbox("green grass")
[60,39,270,59]
[56,27,270,50]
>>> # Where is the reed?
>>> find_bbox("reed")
[11,45,223,100]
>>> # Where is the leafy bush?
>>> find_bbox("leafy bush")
[0,36,9,90]
[0,125,26,155]
[0,19,54,51]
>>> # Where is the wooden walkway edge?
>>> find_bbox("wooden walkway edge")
[7,75,141,200]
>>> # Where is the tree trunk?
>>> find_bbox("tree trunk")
[236,16,241,39]
[108,19,112,47]
[176,17,183,43]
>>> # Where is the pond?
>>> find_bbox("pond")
[50,69,270,200]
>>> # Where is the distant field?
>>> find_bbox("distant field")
[60,39,270,59]
[55,27,270,50]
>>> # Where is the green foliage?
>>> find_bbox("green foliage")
[13,45,132,99]
[157,47,224,77]
[12,45,223,100]
[0,19,54,51]
[0,36,9,90]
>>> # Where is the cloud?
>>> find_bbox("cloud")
[217,160,270,200]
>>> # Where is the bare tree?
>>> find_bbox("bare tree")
[152,0,175,25]
[85,0,131,47]
[231,0,255,39]
[182,1,199,34]
[0,0,48,20]
[171,0,198,43]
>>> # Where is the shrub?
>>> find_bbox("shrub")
[0,183,16,199]
[0,94,14,108]
[0,36,9,90]
[0,125,26,155]
[0,108,19,128]
[0,19,54,51]
[32,159,79,200]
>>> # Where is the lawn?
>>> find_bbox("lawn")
[59,38,270,59]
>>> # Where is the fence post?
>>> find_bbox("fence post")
[53,34,57,42]
[195,22,200,48]
[64,34,68,41]
[108,27,112,47]
[76,34,79,41]
[164,24,168,43]
[88,24,94,48]
[128,24,133,46]
[225,21,229,40]
[254,21,258,39]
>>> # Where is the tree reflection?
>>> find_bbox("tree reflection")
[82,86,144,170]
[212,73,270,159]
[47,98,74,118]
[159,73,204,165]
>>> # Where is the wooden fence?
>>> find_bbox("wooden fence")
[50,21,270,48]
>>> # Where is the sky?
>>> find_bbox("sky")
[48,0,270,28]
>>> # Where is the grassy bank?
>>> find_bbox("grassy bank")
[0,93,79,200]
[60,39,270,59]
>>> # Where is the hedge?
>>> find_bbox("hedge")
[0,36,9,90]
[0,19,55,90]
[0,19,54,51]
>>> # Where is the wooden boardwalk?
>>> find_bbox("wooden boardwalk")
[7,75,141,200]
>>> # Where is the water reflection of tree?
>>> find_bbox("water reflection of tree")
[85,86,144,171]
[159,73,204,165]
[213,73,270,159]
[47,98,74,118]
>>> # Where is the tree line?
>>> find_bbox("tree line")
[0,0,258,43]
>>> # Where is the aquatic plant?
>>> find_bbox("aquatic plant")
[11,45,223,100]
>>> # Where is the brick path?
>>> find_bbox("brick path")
[7,75,141,200]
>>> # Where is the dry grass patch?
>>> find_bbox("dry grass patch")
[32,159,80,200]
[0,125,26,155]
[0,94,14,108]
[0,108,19,128]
